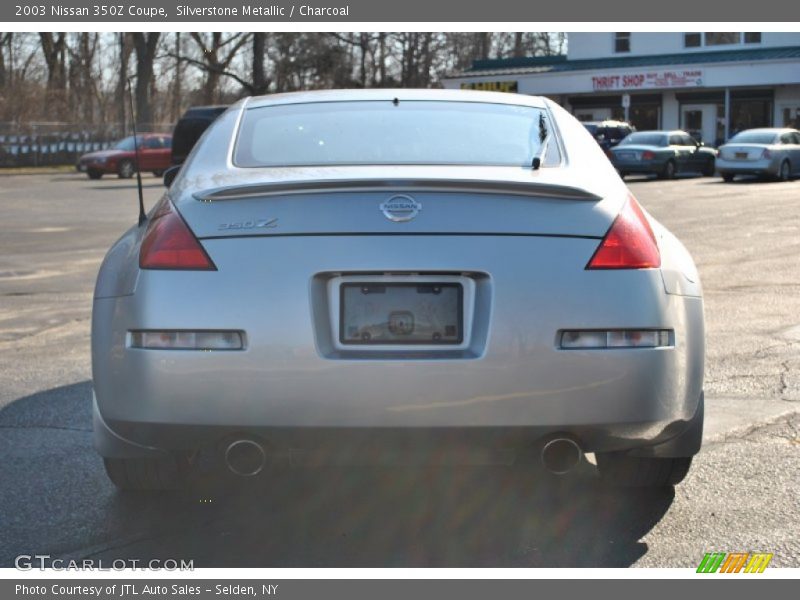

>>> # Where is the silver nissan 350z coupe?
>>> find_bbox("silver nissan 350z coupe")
[92,89,705,491]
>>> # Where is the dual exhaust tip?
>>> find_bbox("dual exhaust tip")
[224,435,583,476]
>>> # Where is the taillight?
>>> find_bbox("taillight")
[586,194,660,269]
[642,150,655,160]
[139,199,216,270]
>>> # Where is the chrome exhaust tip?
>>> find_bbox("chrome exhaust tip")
[224,439,267,477]
[540,437,582,475]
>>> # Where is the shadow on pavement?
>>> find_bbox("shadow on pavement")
[0,381,674,567]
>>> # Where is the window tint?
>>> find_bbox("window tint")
[682,135,698,146]
[668,135,682,146]
[235,101,556,168]
[144,137,162,149]
[744,32,762,44]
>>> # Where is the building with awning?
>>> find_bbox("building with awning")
[442,33,800,146]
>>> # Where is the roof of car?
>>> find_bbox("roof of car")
[583,120,632,127]
[628,130,688,136]
[734,127,797,134]
[244,88,549,110]
[180,105,229,118]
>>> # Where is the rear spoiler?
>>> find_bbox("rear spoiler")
[193,178,603,203]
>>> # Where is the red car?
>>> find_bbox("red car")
[77,133,172,179]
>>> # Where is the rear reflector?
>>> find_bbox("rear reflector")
[586,194,660,269]
[560,330,671,349]
[139,199,216,270]
[130,330,244,350]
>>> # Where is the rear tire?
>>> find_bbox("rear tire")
[103,456,187,491]
[596,453,692,488]
[778,160,791,182]
[722,173,735,182]
[117,159,135,179]
[87,169,102,180]
[660,160,676,180]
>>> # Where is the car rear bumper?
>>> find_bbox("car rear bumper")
[716,157,779,176]
[611,161,665,174]
[92,235,705,457]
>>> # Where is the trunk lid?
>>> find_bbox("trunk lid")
[172,165,624,239]
[720,144,769,161]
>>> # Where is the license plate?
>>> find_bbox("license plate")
[616,152,635,160]
[735,152,748,159]
[340,283,463,345]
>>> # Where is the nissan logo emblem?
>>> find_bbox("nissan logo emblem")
[380,195,422,222]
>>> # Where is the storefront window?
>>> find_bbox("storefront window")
[730,99,773,135]
[629,105,660,130]
[684,33,701,48]
[716,104,726,147]
[705,33,741,46]
[783,107,800,129]
[684,32,761,47]
[614,33,630,53]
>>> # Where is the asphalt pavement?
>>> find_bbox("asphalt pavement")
[0,171,798,567]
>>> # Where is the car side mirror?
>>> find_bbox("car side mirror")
[163,165,180,188]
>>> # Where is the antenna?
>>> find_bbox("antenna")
[126,76,147,226]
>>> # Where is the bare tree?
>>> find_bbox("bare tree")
[39,33,67,117]
[2,31,568,133]
[251,32,268,95]
[187,32,251,104]
[0,33,10,89]
[131,32,160,127]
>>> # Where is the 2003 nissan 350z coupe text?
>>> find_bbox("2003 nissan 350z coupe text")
[91,89,704,491]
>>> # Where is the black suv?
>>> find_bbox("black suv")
[582,120,635,154]
[171,105,228,165]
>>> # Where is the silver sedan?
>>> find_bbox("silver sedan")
[717,128,800,182]
[92,89,705,491]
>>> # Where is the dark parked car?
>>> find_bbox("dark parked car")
[582,120,635,154]
[77,134,172,179]
[610,130,717,179]
[171,105,228,165]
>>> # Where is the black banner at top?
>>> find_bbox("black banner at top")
[4,0,799,22]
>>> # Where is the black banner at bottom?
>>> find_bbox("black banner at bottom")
[2,579,792,600]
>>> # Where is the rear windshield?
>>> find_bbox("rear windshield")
[729,131,778,144]
[618,133,667,147]
[234,100,556,167]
